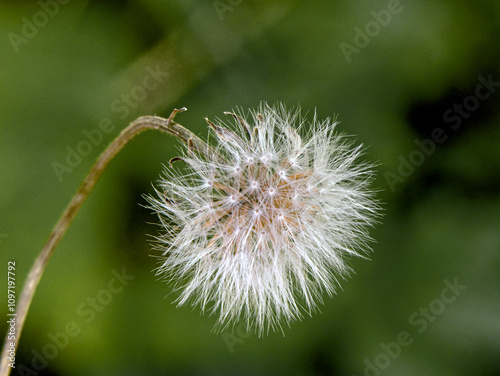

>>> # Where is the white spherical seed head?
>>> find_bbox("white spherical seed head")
[146,103,380,335]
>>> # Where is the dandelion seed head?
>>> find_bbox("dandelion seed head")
[146,102,380,335]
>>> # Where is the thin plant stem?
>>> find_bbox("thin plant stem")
[0,108,208,376]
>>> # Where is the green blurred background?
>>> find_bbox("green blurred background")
[1,0,499,375]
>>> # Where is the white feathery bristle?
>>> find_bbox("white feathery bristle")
[146,102,380,335]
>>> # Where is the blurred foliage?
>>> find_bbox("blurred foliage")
[1,0,499,375]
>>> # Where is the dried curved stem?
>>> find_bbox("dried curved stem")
[0,108,207,376]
